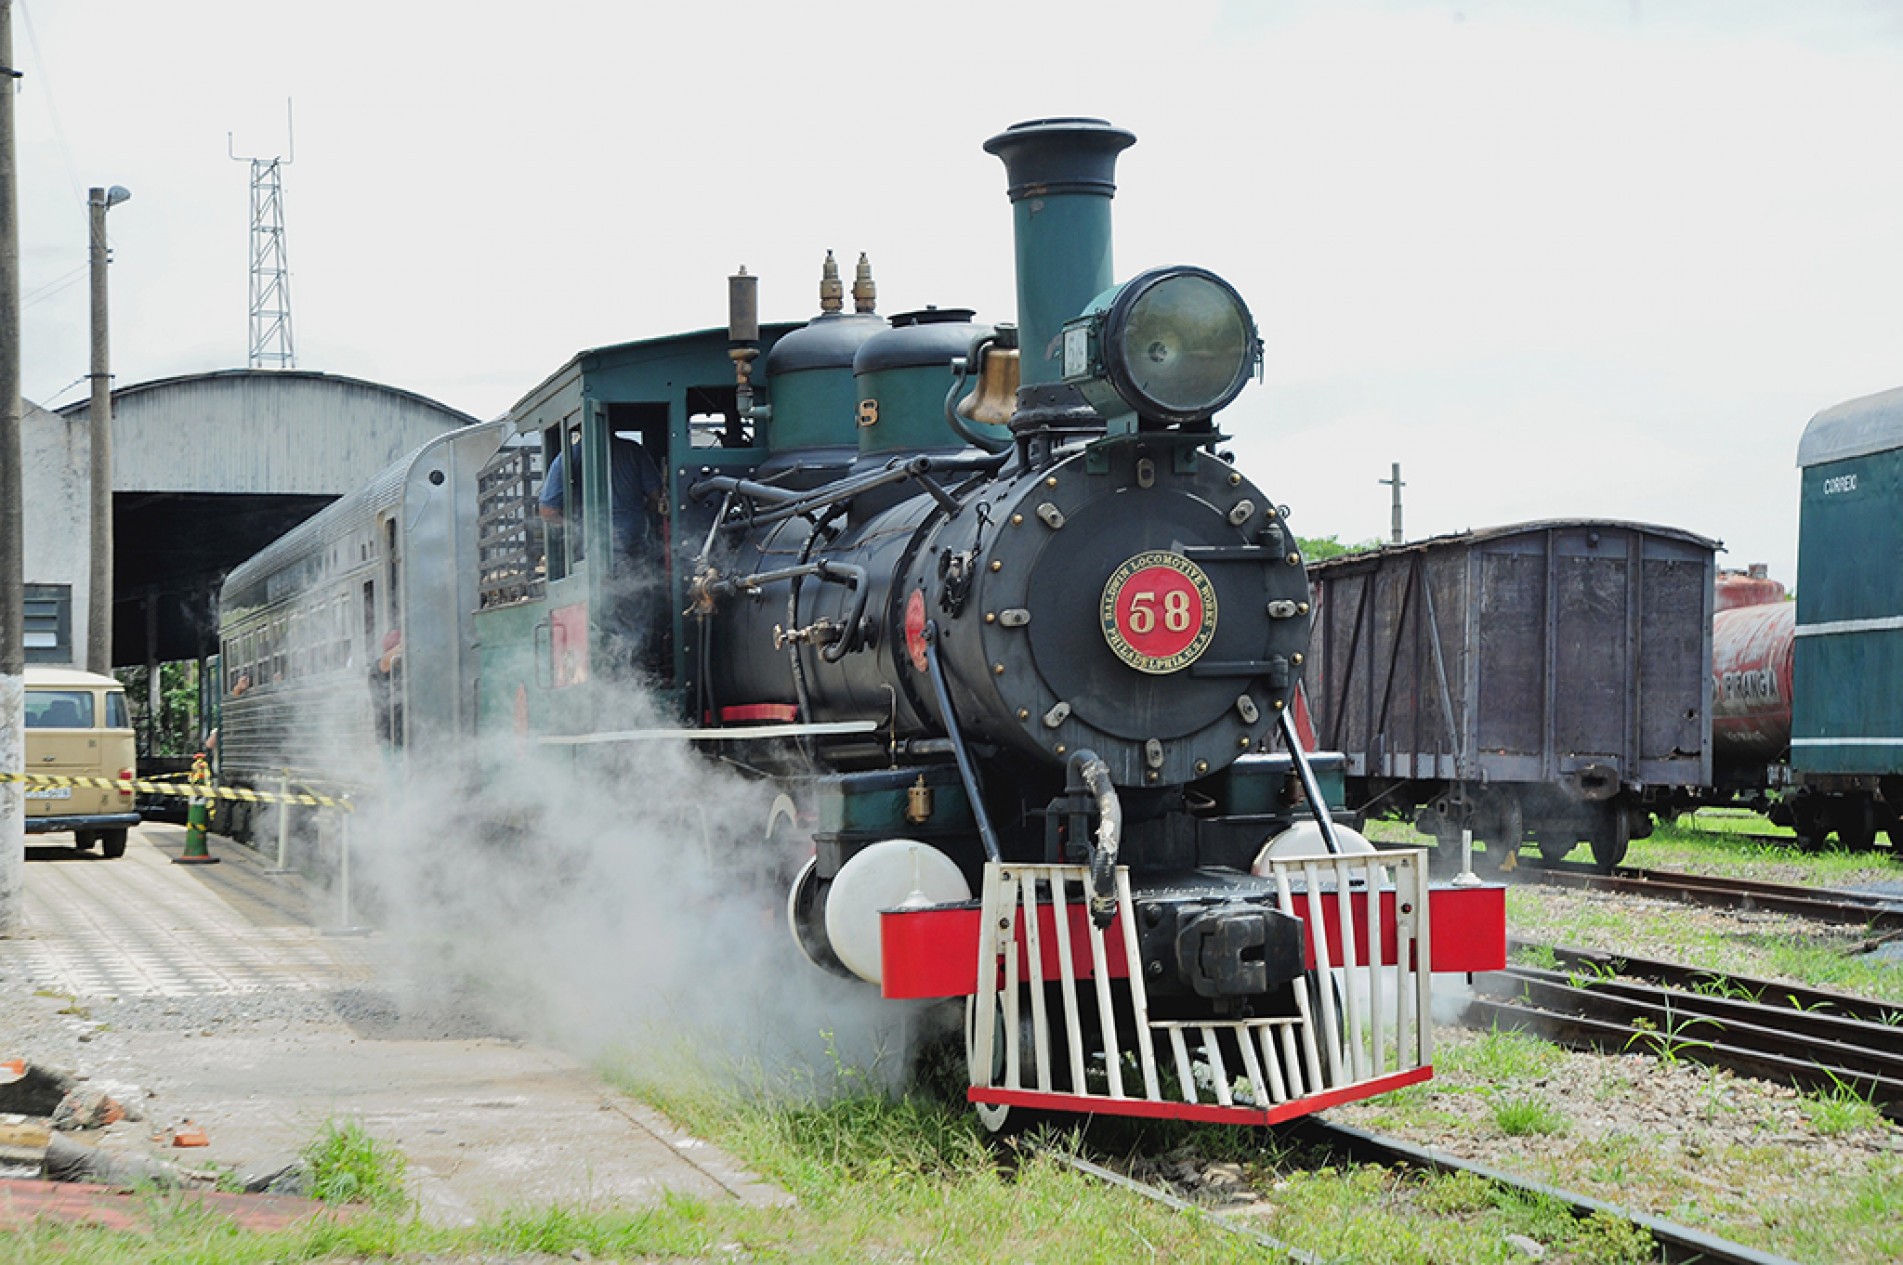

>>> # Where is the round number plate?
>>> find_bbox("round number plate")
[1100,551,1218,674]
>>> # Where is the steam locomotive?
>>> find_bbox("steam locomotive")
[217,118,1504,1128]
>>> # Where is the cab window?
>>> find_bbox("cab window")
[26,691,94,728]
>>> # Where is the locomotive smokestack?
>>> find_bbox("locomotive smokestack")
[983,118,1136,392]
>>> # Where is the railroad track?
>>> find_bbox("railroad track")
[1034,1121,1799,1264]
[1528,861,1903,932]
[1471,941,1903,1121]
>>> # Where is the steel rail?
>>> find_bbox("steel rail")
[1283,1118,1800,1265]
[1529,862,1903,931]
[1025,1142,1319,1262]
[1508,938,1903,1026]
[1472,958,1903,1120]
[1034,1113,1800,1263]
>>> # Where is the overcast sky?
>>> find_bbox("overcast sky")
[14,1,1903,584]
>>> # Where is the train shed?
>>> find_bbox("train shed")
[23,369,477,671]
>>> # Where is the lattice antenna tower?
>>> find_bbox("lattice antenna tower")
[229,102,296,369]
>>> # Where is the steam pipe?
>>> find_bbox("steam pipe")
[1066,750,1122,929]
[693,451,1009,532]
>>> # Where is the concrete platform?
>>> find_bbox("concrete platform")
[0,824,787,1224]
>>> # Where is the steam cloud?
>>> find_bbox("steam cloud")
[308,666,926,1105]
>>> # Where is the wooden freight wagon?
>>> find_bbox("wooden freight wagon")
[1305,520,1715,870]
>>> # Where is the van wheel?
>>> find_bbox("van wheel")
[99,830,128,860]
[73,830,98,852]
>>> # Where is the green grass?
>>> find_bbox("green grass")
[1637,811,1899,882]
[301,1118,409,1212]
[1439,1027,1571,1082]
[1504,883,1903,1004]
[1492,1095,1569,1136]
[1799,1080,1888,1136]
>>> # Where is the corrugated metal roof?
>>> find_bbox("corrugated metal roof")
[1796,385,1903,469]
[55,369,481,495]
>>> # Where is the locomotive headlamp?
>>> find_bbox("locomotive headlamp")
[1061,266,1260,428]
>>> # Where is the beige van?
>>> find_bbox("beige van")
[23,667,139,858]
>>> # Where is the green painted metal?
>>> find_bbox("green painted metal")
[1202,752,1346,816]
[856,361,963,456]
[770,365,861,451]
[1010,194,1116,386]
[1792,446,1903,774]
[817,765,973,837]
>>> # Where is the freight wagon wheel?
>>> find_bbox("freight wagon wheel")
[1790,797,1829,852]
[1833,799,1878,852]
[1473,794,1524,871]
[1536,838,1575,864]
[1587,808,1629,873]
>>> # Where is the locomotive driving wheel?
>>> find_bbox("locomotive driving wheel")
[964,992,1068,1135]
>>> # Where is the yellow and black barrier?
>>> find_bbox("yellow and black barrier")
[0,770,356,812]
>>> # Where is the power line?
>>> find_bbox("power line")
[16,1,88,211]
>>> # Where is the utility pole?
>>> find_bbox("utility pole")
[86,185,129,674]
[1381,462,1405,544]
[2,0,27,934]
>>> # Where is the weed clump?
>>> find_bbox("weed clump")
[302,1118,409,1211]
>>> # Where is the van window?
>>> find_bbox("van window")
[105,691,130,729]
[26,691,94,728]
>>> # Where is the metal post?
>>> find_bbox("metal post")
[1,0,27,936]
[87,184,129,674]
[263,771,293,874]
[1380,462,1405,545]
[144,592,159,755]
[1454,825,1481,887]
[323,801,369,936]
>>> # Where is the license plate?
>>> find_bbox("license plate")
[25,787,72,800]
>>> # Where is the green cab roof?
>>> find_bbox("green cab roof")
[1797,385,1903,469]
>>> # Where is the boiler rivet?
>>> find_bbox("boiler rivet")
[1194,760,1209,775]
[1298,602,1310,615]
[1017,708,1030,720]
[993,663,1005,675]
[1285,552,1300,565]
[985,612,997,624]
[990,559,1002,572]
[1045,476,1058,488]
[1011,513,1024,526]
[1055,744,1067,755]
[1146,770,1160,783]
[1228,472,1241,487]
[1238,736,1251,748]
[1273,698,1286,710]
[1291,652,1304,666]
[1265,507,1278,519]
